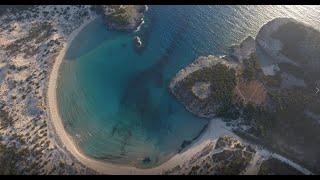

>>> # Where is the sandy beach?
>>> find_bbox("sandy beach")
[46,15,313,175]
[46,20,235,174]
[47,16,160,174]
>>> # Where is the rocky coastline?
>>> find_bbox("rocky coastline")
[169,17,320,174]
[0,5,318,175]
[101,5,147,31]
[169,55,240,118]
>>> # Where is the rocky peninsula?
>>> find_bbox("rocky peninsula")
[0,5,318,175]
[169,17,320,174]
[169,55,241,118]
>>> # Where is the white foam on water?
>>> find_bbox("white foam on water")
[134,18,145,32]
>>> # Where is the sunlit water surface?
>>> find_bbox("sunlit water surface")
[57,5,320,168]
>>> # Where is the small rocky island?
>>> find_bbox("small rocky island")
[170,18,320,174]
[133,35,144,54]
[100,5,146,31]
[96,5,147,53]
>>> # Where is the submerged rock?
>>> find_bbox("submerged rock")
[134,36,142,47]
[142,157,151,164]
[132,35,144,54]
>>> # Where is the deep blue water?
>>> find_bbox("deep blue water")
[57,5,320,168]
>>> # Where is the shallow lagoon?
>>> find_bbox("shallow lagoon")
[57,6,320,168]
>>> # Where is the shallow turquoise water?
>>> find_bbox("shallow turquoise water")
[57,6,320,168]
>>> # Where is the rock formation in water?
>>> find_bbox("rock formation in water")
[100,5,146,31]
[133,35,144,54]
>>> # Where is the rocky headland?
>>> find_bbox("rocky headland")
[169,55,241,118]
[169,17,320,174]
[100,5,147,31]
[254,17,320,173]
[0,5,319,175]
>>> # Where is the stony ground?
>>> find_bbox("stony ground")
[0,5,98,174]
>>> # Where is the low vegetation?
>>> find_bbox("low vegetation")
[242,53,261,81]
[0,144,18,174]
[258,158,303,175]
[185,64,236,105]
[106,7,130,26]
[5,22,53,57]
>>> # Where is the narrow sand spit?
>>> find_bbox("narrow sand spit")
[47,17,313,175]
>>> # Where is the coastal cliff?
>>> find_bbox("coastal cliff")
[169,17,320,174]
[255,17,320,173]
[0,5,319,175]
[256,17,320,80]
[230,36,256,63]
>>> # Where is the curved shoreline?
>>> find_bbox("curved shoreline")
[47,15,238,175]
[46,16,194,175]
[47,16,313,175]
[47,17,144,174]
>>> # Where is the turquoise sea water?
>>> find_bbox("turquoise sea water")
[57,5,320,168]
